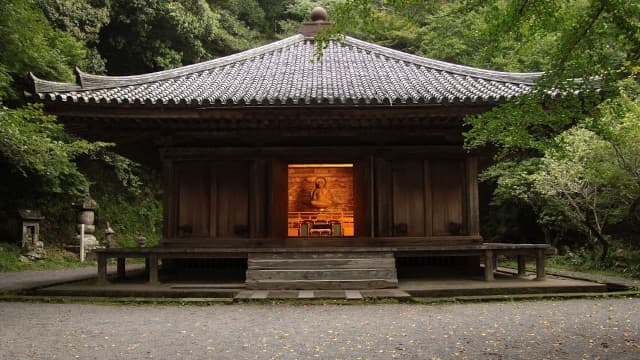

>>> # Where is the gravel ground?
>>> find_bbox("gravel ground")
[0,298,638,359]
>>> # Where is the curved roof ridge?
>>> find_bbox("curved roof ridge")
[75,34,305,90]
[344,36,543,85]
[30,72,82,93]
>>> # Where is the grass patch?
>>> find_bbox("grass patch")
[0,242,95,272]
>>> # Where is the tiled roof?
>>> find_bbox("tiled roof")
[31,34,543,107]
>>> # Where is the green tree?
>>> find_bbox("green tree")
[36,0,110,74]
[0,104,110,211]
[529,81,640,259]
[97,0,262,75]
[0,0,87,102]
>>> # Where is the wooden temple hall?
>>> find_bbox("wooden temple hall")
[31,8,552,289]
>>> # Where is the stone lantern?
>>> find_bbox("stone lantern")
[18,209,46,260]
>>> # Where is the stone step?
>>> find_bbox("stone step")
[247,268,397,281]
[246,252,398,290]
[248,258,395,270]
[245,279,398,290]
[234,289,411,300]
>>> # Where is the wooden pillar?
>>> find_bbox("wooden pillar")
[484,250,494,281]
[97,254,108,285]
[162,158,175,240]
[148,254,159,284]
[249,160,267,238]
[370,156,375,238]
[465,157,480,237]
[117,257,126,279]
[517,255,527,277]
[423,160,433,236]
[374,158,393,237]
[535,249,546,281]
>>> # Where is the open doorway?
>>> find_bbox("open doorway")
[287,164,354,237]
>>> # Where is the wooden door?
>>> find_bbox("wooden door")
[215,162,250,238]
[392,160,426,236]
[431,159,465,235]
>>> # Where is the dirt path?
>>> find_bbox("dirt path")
[1,298,638,359]
[0,264,144,293]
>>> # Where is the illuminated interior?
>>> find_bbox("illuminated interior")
[288,164,354,237]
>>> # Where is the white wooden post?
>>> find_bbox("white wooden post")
[80,224,85,263]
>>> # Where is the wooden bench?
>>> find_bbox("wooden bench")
[393,243,555,281]
[94,243,554,285]
[94,248,249,285]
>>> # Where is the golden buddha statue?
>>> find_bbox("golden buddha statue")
[310,177,332,209]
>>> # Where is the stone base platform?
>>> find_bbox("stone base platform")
[31,272,606,300]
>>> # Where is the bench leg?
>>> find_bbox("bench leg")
[148,254,159,284]
[535,249,546,281]
[117,257,126,279]
[97,255,108,285]
[517,255,527,277]
[484,250,495,281]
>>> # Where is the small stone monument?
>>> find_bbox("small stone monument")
[18,209,46,260]
[74,196,100,257]
[136,236,146,247]
[104,222,116,248]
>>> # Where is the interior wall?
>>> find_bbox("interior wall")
[287,165,355,237]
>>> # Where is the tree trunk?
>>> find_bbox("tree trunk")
[629,195,640,225]
[584,221,609,262]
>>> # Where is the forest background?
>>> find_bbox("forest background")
[0,0,638,274]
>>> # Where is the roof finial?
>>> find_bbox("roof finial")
[301,6,332,37]
[310,6,328,22]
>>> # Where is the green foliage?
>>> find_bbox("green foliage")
[0,104,110,198]
[37,0,110,73]
[550,241,640,279]
[97,0,263,75]
[82,160,163,247]
[485,0,639,83]
[467,80,640,258]
[324,1,556,72]
[0,0,87,101]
